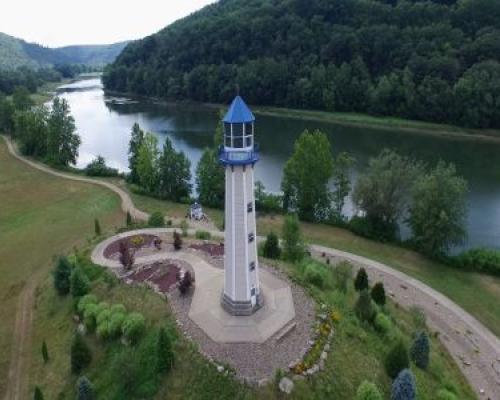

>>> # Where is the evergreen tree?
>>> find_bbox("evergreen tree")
[354,268,369,292]
[356,381,383,400]
[53,256,72,296]
[41,340,49,363]
[128,123,145,184]
[391,369,417,400]
[71,334,92,374]
[173,230,182,250]
[282,129,334,222]
[126,210,133,226]
[158,137,191,201]
[71,267,91,298]
[156,327,174,373]
[94,218,101,236]
[371,282,386,306]
[282,214,305,262]
[355,289,376,323]
[385,340,410,379]
[410,331,430,370]
[46,97,80,166]
[33,386,44,400]
[262,232,281,259]
[76,376,95,400]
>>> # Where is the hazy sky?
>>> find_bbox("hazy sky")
[1,0,216,47]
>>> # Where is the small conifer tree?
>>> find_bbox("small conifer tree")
[371,282,386,306]
[94,218,101,236]
[126,210,133,226]
[33,386,44,400]
[354,267,369,291]
[41,340,49,363]
[356,381,383,400]
[355,289,376,323]
[262,232,281,259]
[173,230,182,250]
[71,267,91,298]
[391,369,416,400]
[385,340,410,379]
[71,334,92,374]
[410,331,430,369]
[53,256,72,296]
[157,327,174,373]
[76,376,95,400]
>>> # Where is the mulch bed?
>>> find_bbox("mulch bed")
[103,234,158,258]
[150,264,180,292]
[189,243,224,257]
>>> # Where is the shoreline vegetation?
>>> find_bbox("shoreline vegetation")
[103,88,500,144]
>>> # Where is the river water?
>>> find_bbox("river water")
[55,78,500,250]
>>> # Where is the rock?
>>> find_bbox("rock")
[279,377,294,394]
[216,365,224,373]
[318,313,327,321]
[321,351,328,360]
[319,359,325,371]
[73,315,80,323]
[324,343,330,351]
[293,374,306,381]
[77,323,86,335]
[321,303,327,309]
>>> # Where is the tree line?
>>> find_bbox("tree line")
[104,0,500,129]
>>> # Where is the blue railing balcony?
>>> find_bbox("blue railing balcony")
[219,143,260,166]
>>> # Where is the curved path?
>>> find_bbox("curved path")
[3,135,500,399]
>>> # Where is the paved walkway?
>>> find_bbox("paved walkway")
[3,134,500,398]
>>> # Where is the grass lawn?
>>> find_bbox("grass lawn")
[257,215,500,338]
[0,137,123,397]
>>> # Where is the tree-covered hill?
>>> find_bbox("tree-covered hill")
[0,32,128,70]
[103,0,500,129]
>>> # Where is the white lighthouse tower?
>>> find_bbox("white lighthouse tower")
[219,96,263,316]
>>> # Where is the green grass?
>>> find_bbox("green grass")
[257,215,500,338]
[0,137,123,397]
[253,106,500,142]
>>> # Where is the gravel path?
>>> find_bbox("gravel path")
[311,246,500,400]
[4,135,500,398]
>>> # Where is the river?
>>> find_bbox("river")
[55,78,500,251]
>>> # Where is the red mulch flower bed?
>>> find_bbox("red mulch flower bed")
[104,234,158,258]
[128,262,180,293]
[189,243,224,257]
[150,264,180,292]
[129,264,160,282]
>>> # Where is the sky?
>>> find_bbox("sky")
[0,0,216,47]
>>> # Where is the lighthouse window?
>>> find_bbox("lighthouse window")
[248,233,255,243]
[247,202,253,213]
[249,261,256,271]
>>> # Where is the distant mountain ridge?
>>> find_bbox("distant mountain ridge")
[0,32,129,70]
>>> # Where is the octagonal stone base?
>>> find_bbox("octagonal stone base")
[188,268,295,343]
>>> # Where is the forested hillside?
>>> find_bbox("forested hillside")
[0,32,128,69]
[103,0,500,129]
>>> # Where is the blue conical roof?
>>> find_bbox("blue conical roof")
[223,96,255,123]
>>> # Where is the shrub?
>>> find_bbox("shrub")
[118,240,134,270]
[122,312,146,344]
[355,289,376,323]
[374,313,392,335]
[436,389,458,400]
[96,309,112,325]
[180,220,189,237]
[453,248,500,276]
[84,155,118,177]
[110,304,126,314]
[195,230,211,240]
[409,306,427,330]
[156,327,174,373]
[95,301,110,315]
[71,334,92,374]
[53,256,73,296]
[94,218,101,236]
[371,282,386,306]
[391,369,416,400]
[385,340,410,379]
[148,211,165,227]
[173,230,182,250]
[83,304,98,333]
[96,321,111,340]
[34,386,44,400]
[304,263,326,288]
[41,340,49,363]
[71,267,91,298]
[109,313,126,338]
[282,214,305,262]
[356,381,383,400]
[262,232,281,259]
[76,376,95,400]
[178,271,193,295]
[77,294,98,315]
[333,261,352,293]
[126,210,133,226]
[410,331,430,369]
[354,268,369,291]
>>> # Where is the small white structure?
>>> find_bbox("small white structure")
[188,202,204,220]
[219,96,262,315]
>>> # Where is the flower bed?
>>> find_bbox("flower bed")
[103,234,158,258]
[189,242,224,257]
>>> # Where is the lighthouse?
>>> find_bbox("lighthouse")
[219,96,263,316]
